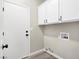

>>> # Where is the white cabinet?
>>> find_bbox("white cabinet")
[46,0,59,24]
[38,0,59,25]
[38,2,46,25]
[38,1,48,25]
[38,0,79,25]
[60,0,79,22]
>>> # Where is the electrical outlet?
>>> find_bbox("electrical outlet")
[45,48,49,51]
[59,32,69,40]
[48,48,51,51]
[50,50,53,53]
[45,48,53,53]
[48,48,53,53]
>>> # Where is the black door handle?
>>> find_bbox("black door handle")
[2,44,8,50]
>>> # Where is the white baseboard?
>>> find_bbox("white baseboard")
[22,49,45,59]
[21,55,29,59]
[29,48,64,59]
[30,49,45,56]
[45,50,64,59]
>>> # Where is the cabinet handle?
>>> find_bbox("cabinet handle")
[59,16,62,21]
[44,20,45,23]
[46,19,47,23]
[44,19,48,23]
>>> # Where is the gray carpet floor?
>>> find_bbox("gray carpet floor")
[24,52,57,59]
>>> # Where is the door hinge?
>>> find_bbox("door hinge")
[46,19,48,23]
[2,8,5,12]
[2,32,4,36]
[3,56,5,59]
[2,56,7,59]
[44,19,45,23]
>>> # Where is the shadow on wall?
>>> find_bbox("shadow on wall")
[30,25,44,52]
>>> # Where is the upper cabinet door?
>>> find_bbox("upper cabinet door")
[38,0,79,25]
[38,2,47,25]
[61,0,79,22]
[46,0,59,24]
[38,0,59,25]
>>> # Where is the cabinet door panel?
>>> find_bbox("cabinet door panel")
[46,0,59,23]
[38,3,47,25]
[61,0,79,22]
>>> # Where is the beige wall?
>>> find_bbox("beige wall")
[44,22,79,59]
[6,0,44,53]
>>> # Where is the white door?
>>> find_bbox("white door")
[3,2,30,59]
[0,0,3,59]
[46,0,59,24]
[60,0,79,22]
